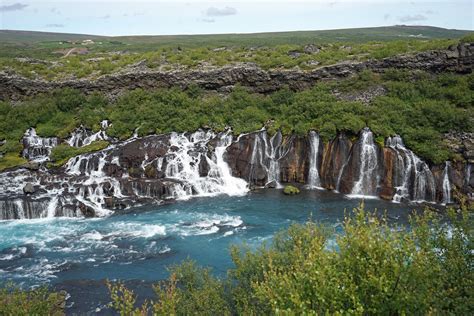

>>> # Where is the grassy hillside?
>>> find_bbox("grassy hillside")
[1,26,471,81]
[0,25,469,47]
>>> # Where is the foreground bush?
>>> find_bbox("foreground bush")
[0,284,65,315]
[109,204,473,315]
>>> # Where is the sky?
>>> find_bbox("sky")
[0,0,472,36]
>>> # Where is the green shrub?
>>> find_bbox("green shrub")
[0,284,65,315]
[108,203,473,315]
[0,152,27,171]
[49,140,109,167]
[283,185,300,195]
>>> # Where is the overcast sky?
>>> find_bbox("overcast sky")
[0,0,472,36]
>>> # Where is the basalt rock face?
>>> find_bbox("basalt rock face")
[1,43,472,101]
[320,133,352,190]
[1,127,473,220]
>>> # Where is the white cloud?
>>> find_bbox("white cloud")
[0,2,28,12]
[206,6,237,17]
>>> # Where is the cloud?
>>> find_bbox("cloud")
[45,23,64,28]
[0,2,28,12]
[99,14,110,19]
[50,8,61,15]
[206,6,237,17]
[398,14,427,22]
[201,18,215,23]
[384,13,390,21]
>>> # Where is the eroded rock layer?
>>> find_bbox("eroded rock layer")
[1,127,472,220]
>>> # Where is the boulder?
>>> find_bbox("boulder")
[23,183,35,195]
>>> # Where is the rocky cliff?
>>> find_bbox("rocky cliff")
[1,126,472,220]
[1,43,472,101]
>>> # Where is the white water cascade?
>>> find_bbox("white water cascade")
[307,131,322,189]
[22,128,59,161]
[386,135,436,203]
[350,128,379,197]
[165,130,248,199]
[248,130,291,188]
[442,161,452,205]
[65,150,120,216]
[67,120,111,147]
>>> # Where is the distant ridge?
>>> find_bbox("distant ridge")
[0,25,471,46]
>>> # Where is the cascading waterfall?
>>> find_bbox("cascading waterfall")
[248,130,291,188]
[65,150,119,216]
[386,135,436,202]
[350,128,379,197]
[22,128,58,161]
[165,130,248,199]
[264,131,283,187]
[207,132,249,195]
[442,161,452,205]
[67,120,111,147]
[307,131,322,189]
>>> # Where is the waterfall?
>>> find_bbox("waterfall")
[45,196,58,218]
[165,130,248,199]
[442,162,452,205]
[386,135,436,203]
[248,130,291,188]
[67,120,111,147]
[208,132,249,196]
[350,128,379,197]
[307,131,322,189]
[264,131,283,187]
[465,164,471,187]
[22,128,58,161]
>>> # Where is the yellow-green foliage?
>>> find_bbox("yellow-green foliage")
[49,140,109,167]
[0,152,27,171]
[0,284,65,315]
[108,204,473,315]
[283,185,300,195]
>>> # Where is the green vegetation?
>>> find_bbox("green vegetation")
[1,38,457,80]
[49,140,110,167]
[108,203,473,315]
[1,26,471,80]
[0,284,65,315]
[0,70,472,167]
[0,152,27,172]
[283,185,300,195]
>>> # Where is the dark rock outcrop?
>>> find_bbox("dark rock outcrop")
[1,43,472,101]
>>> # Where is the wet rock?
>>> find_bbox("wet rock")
[320,133,352,190]
[78,203,96,218]
[23,183,35,195]
[265,180,278,189]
